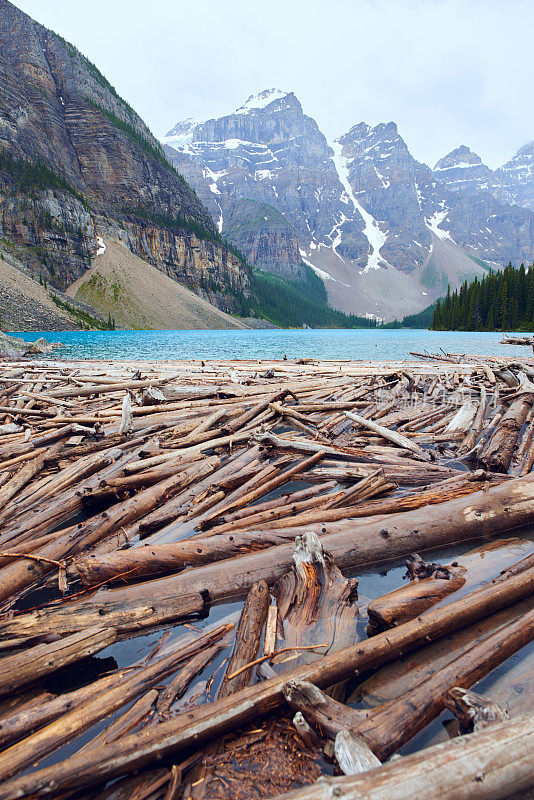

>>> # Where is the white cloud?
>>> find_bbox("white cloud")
[11,0,534,168]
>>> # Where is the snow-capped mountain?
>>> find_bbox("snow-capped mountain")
[433,146,494,196]
[162,90,534,319]
[495,141,534,211]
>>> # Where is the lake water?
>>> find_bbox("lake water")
[10,328,533,361]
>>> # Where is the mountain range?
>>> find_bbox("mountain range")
[0,0,252,330]
[163,90,534,320]
[0,0,532,329]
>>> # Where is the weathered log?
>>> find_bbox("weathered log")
[0,626,116,697]
[11,472,534,623]
[265,715,534,800]
[0,585,203,637]
[344,411,430,460]
[0,455,220,605]
[334,731,381,775]
[198,450,324,530]
[366,563,466,633]
[284,604,534,759]
[457,387,486,454]
[2,567,532,799]
[479,394,534,472]
[156,641,229,716]
[270,533,359,673]
[0,670,134,749]
[81,689,158,751]
[349,596,533,709]
[0,445,136,548]
[47,376,179,399]
[219,580,270,697]
[0,440,64,513]
[224,389,291,433]
[443,403,477,435]
[444,687,509,732]
[0,621,235,781]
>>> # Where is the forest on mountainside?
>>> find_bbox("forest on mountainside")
[431,263,534,332]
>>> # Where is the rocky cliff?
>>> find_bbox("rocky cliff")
[495,141,534,211]
[164,90,534,319]
[0,0,250,313]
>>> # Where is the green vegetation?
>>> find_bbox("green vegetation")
[382,301,438,329]
[467,254,492,271]
[0,149,87,206]
[224,199,293,236]
[53,32,139,120]
[50,294,114,330]
[248,264,377,328]
[85,99,178,176]
[123,205,221,246]
[431,262,534,331]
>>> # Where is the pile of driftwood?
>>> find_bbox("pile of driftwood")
[0,355,532,800]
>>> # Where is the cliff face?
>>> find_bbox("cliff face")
[495,142,534,212]
[163,90,361,280]
[0,0,249,310]
[163,90,534,319]
[100,219,249,312]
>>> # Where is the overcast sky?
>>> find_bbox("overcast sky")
[11,0,534,168]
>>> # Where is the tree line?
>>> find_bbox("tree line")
[431,262,534,331]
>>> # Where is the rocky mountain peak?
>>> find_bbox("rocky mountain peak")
[161,118,200,150]
[235,89,291,114]
[495,141,534,210]
[162,90,534,320]
[339,120,407,161]
[434,145,484,171]
[164,118,199,138]
[432,145,493,196]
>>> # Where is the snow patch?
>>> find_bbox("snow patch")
[373,166,390,188]
[203,167,226,195]
[415,183,423,210]
[425,210,452,241]
[330,140,389,272]
[236,89,289,114]
[435,161,479,171]
[96,236,106,257]
[299,249,350,287]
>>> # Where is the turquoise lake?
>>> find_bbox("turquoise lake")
[10,328,533,361]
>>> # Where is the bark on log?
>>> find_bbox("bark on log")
[283,604,533,759]
[264,715,534,800]
[479,394,534,472]
[9,473,534,625]
[2,567,533,799]
[0,626,116,696]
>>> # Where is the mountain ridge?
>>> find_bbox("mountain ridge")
[163,89,534,319]
[0,0,252,320]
